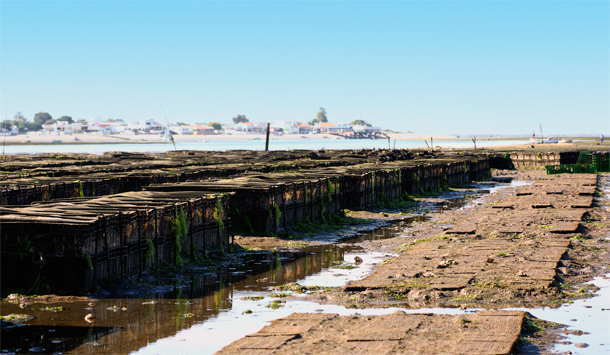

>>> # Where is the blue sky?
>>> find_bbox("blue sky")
[1,0,608,135]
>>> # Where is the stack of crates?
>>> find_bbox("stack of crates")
[545,151,610,174]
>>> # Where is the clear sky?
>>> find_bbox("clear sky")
[1,0,608,136]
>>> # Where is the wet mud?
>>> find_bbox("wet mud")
[310,174,609,310]
[218,310,526,354]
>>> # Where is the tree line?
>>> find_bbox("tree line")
[1,112,87,133]
[230,108,371,127]
[2,108,372,134]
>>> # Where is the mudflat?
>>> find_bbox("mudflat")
[220,172,609,354]
[218,310,526,355]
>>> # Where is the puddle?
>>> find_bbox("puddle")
[510,275,610,354]
[451,179,534,210]
[5,177,606,355]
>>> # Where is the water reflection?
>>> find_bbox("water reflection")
[0,244,356,354]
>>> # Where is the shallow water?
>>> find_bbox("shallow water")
[2,139,530,155]
[513,276,610,354]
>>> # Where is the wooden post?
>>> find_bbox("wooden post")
[265,123,270,151]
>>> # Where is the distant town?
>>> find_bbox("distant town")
[2,111,602,143]
[0,109,392,140]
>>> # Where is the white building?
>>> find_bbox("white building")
[233,122,265,134]
[0,125,18,136]
[126,119,161,133]
[190,125,215,135]
[298,123,313,134]
[42,121,84,133]
[314,122,353,133]
[272,120,299,134]
[169,125,195,135]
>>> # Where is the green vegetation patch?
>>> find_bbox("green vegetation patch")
[332,262,358,270]
[240,296,264,301]
[266,300,285,309]
[473,281,506,289]
[213,197,225,234]
[271,212,373,240]
[376,192,418,209]
[144,238,155,266]
[0,314,34,323]
[274,283,327,294]
[171,203,188,266]
[41,306,64,312]
[384,288,407,301]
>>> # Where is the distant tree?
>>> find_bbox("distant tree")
[33,112,52,125]
[2,113,44,133]
[309,107,328,125]
[19,121,42,132]
[232,114,248,124]
[57,116,73,124]
[209,122,222,130]
[77,119,87,124]
[350,120,372,127]
[44,119,57,125]
[176,122,187,126]
[317,107,328,123]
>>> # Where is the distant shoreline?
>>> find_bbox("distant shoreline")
[0,132,456,145]
[0,132,602,146]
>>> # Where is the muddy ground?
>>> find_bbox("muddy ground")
[218,310,527,354]
[3,171,609,354]
[226,171,610,354]
[302,172,609,311]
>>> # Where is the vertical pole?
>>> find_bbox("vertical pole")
[265,123,270,151]
[136,210,142,277]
